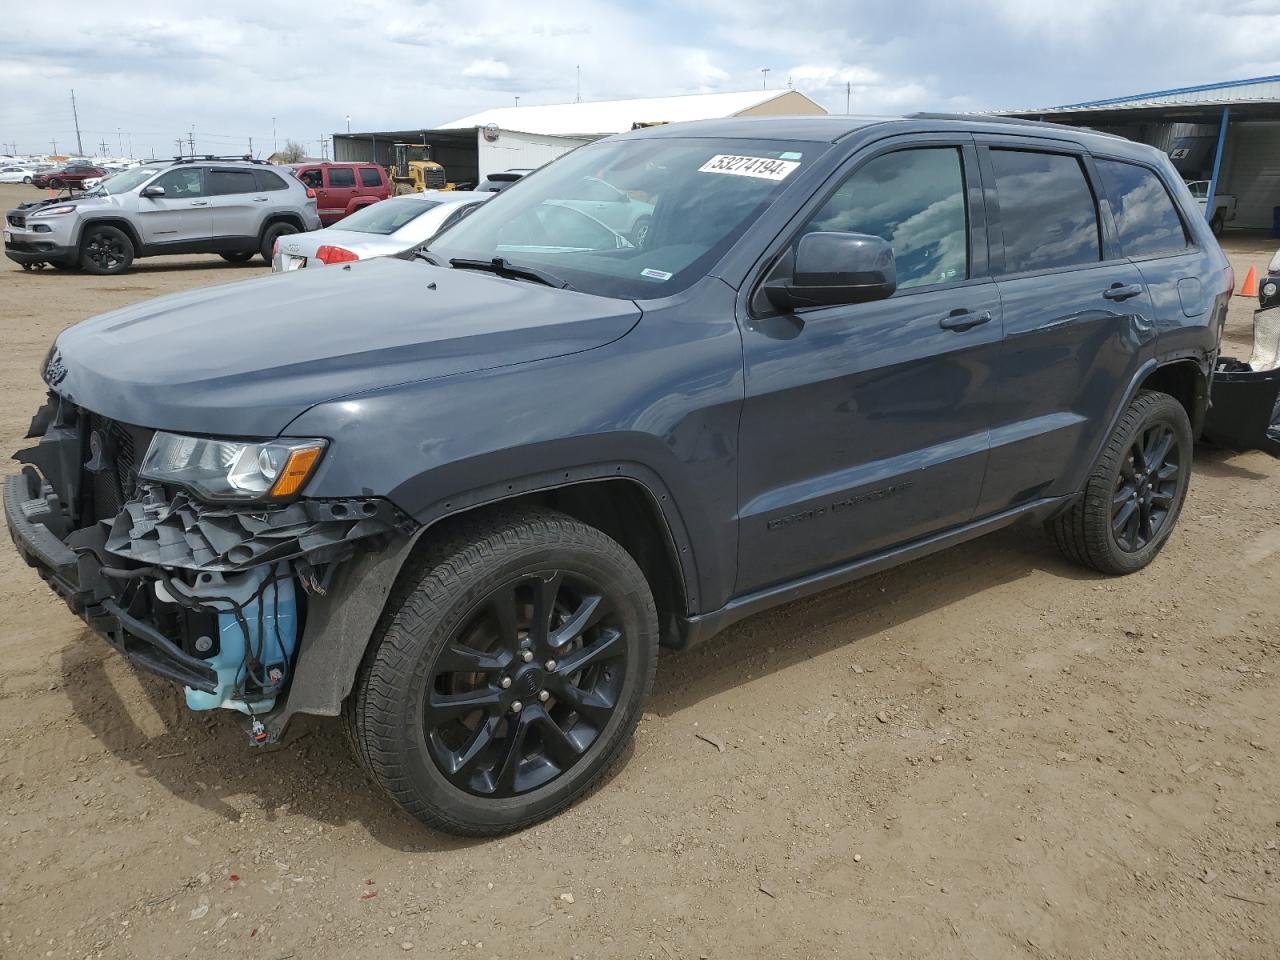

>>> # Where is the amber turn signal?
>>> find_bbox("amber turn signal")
[269,446,323,498]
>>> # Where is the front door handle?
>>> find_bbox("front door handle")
[938,309,992,332]
[253,197,269,202]
[1103,283,1144,302]
[189,200,210,207]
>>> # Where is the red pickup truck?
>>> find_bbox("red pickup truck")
[290,162,390,225]
[32,164,108,190]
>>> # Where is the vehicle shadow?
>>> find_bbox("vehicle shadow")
[650,524,1087,715]
[1192,443,1272,481]
[59,633,635,852]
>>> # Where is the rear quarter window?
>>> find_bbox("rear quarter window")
[990,149,1101,274]
[359,167,383,187]
[254,169,290,191]
[1095,159,1190,258]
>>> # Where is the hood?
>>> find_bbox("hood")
[15,192,116,215]
[50,256,641,436]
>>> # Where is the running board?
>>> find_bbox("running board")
[675,494,1072,649]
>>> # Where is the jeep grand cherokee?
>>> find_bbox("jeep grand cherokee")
[8,115,1259,835]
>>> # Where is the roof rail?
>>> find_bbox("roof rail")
[169,154,268,165]
[906,112,1121,138]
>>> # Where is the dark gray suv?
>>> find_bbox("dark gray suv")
[6,115,1253,834]
[4,156,321,274]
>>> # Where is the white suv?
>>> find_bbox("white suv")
[3,157,321,275]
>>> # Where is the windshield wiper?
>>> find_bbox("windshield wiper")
[449,256,572,290]
[413,248,446,266]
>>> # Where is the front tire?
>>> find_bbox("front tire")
[1048,390,1192,575]
[79,225,134,275]
[345,509,658,835]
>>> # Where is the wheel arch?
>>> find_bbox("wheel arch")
[1139,357,1209,435]
[259,212,306,238]
[267,469,698,740]
[77,217,142,254]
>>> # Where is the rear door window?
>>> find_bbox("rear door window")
[207,169,257,196]
[1095,159,1189,258]
[801,146,969,290]
[358,167,383,187]
[326,167,356,188]
[990,149,1100,273]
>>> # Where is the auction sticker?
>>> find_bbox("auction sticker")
[697,154,800,181]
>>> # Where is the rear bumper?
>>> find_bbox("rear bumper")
[4,470,219,691]
[1203,306,1280,456]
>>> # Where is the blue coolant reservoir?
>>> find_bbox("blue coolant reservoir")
[178,565,299,714]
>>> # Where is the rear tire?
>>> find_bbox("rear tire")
[1211,211,1226,237]
[259,222,298,263]
[22,176,31,184]
[1047,390,1192,575]
[48,178,63,190]
[344,509,658,835]
[79,224,134,275]
[220,251,255,264]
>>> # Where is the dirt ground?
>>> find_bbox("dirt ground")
[0,179,1277,960]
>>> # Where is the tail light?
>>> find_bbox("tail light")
[305,188,316,199]
[315,245,359,265]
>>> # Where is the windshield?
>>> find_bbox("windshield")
[338,197,441,234]
[427,137,822,299]
[1185,180,1209,199]
[93,166,164,195]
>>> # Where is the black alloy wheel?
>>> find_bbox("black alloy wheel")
[1111,422,1181,552]
[80,225,134,275]
[345,509,658,835]
[425,571,626,798]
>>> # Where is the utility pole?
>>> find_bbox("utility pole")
[761,68,770,90]
[70,89,84,156]
[50,138,58,156]
[127,133,133,157]
[846,81,851,114]
[514,95,520,107]
[272,117,277,155]
[346,114,351,133]
[99,138,108,155]
[248,135,253,157]
[175,137,184,157]
[117,128,122,154]
[187,125,196,157]
[576,65,581,103]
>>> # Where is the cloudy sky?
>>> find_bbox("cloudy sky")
[3,0,1280,159]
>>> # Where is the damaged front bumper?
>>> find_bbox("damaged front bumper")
[6,395,418,743]
[1204,306,1280,457]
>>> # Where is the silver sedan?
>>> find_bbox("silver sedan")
[272,191,490,272]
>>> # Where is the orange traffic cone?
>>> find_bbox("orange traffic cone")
[1238,266,1258,297]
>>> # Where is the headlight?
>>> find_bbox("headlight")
[139,432,327,501]
[1264,281,1278,300]
[30,205,77,218]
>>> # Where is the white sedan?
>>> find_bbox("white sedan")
[0,166,36,184]
[272,191,490,272]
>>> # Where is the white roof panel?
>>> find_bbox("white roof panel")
[440,90,808,137]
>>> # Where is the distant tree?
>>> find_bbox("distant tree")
[278,139,306,163]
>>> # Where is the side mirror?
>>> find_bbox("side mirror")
[765,231,896,311]
[140,185,165,198]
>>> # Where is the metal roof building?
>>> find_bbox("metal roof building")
[333,89,825,186]
[997,76,1280,231]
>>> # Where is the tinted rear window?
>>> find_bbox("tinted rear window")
[1095,159,1189,258]
[207,169,257,195]
[359,167,383,187]
[327,167,356,187]
[255,169,289,191]
[991,149,1100,273]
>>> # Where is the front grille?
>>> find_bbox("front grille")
[85,415,154,523]
[6,213,25,229]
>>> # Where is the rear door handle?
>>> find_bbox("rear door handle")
[1103,283,1144,302]
[253,196,269,202]
[189,200,210,207]
[938,309,992,332]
